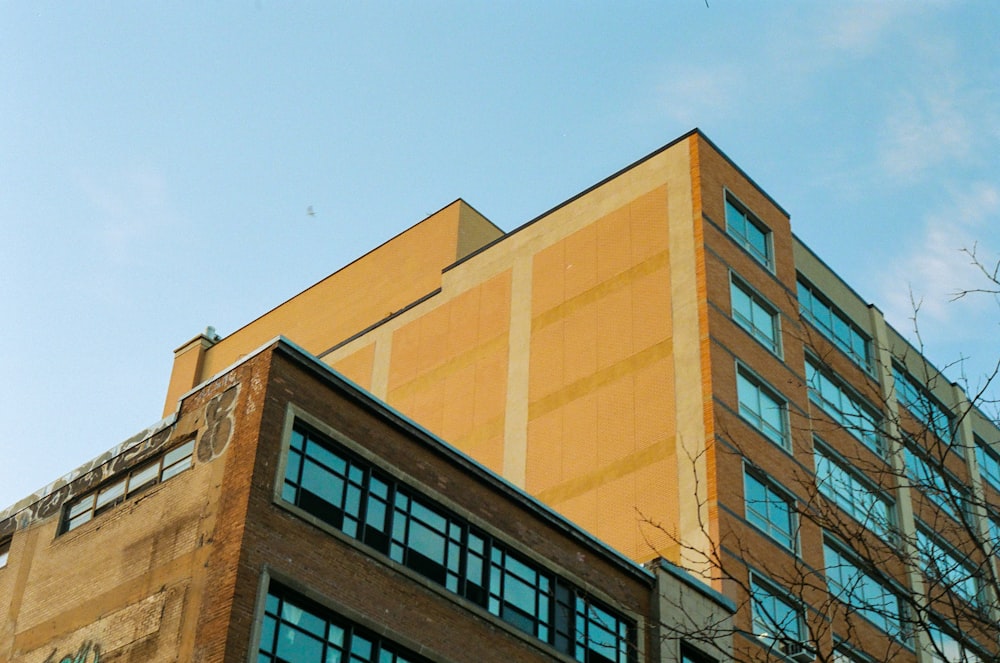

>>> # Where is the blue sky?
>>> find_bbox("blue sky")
[1,1,998,510]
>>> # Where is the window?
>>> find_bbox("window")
[62,439,195,533]
[0,537,10,568]
[813,441,895,539]
[904,445,967,522]
[737,368,788,449]
[892,365,952,442]
[927,623,982,663]
[805,358,882,456]
[750,576,804,655]
[281,421,636,661]
[797,277,874,374]
[259,583,430,663]
[681,646,717,663]
[974,436,1000,492]
[915,527,980,605]
[823,540,905,638]
[731,276,780,354]
[725,195,773,268]
[744,470,795,550]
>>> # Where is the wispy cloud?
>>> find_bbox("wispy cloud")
[654,64,744,127]
[878,82,974,183]
[820,2,908,56]
[878,182,1000,338]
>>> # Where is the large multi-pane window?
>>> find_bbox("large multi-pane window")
[259,583,429,663]
[915,527,980,604]
[750,576,804,653]
[736,368,788,449]
[805,358,882,456]
[731,276,780,354]
[281,422,636,662]
[813,441,895,539]
[823,540,905,638]
[744,470,795,550]
[62,439,196,533]
[904,445,967,522]
[892,365,952,442]
[725,195,772,268]
[927,623,982,663]
[974,436,1000,492]
[797,278,873,374]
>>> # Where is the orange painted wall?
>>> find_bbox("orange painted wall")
[386,271,512,473]
[525,187,680,561]
[163,200,502,415]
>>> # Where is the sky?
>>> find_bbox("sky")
[1,1,998,511]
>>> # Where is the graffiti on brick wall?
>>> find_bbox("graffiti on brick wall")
[42,640,100,663]
[197,384,239,462]
[1,382,240,536]
[7,425,173,534]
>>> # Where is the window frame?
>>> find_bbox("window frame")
[730,273,781,356]
[805,357,883,457]
[892,364,953,443]
[61,438,196,534]
[749,574,806,655]
[796,276,875,375]
[279,418,638,662]
[823,537,906,639]
[743,467,797,552]
[904,442,969,523]
[736,364,790,450]
[813,439,896,540]
[915,525,980,605]
[926,622,983,663]
[724,192,774,270]
[974,436,1000,492]
[258,581,432,663]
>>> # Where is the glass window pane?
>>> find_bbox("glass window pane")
[164,440,195,468]
[128,463,159,492]
[95,479,126,510]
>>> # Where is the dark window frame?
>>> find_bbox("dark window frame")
[60,438,196,534]
[280,420,638,662]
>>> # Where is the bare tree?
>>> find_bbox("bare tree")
[647,249,1000,663]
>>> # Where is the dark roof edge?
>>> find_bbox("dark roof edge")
[444,128,788,274]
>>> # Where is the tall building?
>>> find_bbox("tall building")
[2,129,996,662]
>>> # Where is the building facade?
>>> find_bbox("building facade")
[3,129,997,662]
[1,339,735,662]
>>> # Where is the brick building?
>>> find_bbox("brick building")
[0,339,731,662]
[3,129,997,662]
